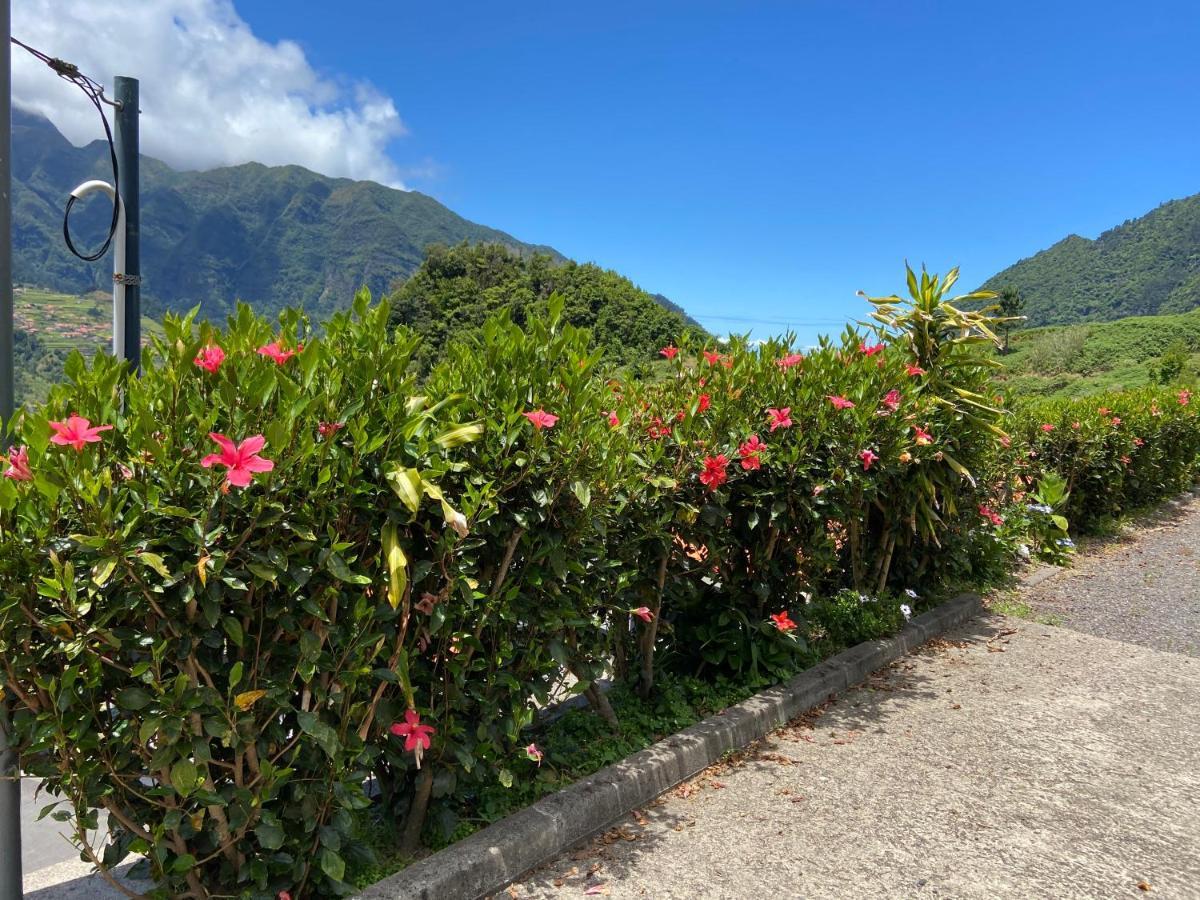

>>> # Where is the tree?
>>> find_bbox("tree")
[997,286,1025,353]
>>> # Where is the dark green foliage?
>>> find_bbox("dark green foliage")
[389,242,705,367]
[996,285,1025,352]
[979,192,1200,327]
[12,110,560,321]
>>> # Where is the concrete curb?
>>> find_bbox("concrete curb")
[357,592,983,900]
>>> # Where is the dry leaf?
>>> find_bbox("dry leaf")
[234,689,268,711]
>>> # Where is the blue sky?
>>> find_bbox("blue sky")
[236,1,1198,341]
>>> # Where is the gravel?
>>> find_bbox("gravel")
[1018,492,1200,657]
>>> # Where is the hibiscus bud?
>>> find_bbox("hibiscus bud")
[447,510,469,538]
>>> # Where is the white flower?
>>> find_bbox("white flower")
[900,603,912,621]
[1017,544,1031,560]
[904,588,918,599]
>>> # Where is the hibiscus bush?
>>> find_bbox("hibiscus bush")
[1008,386,1199,533]
[0,294,479,898]
[4,268,1200,899]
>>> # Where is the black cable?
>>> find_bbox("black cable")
[11,36,121,262]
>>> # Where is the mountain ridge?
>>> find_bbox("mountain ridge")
[980,192,1200,326]
[12,108,569,320]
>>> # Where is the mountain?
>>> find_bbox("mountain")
[980,192,1200,327]
[12,109,564,320]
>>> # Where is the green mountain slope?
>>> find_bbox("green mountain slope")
[13,109,566,320]
[981,192,1200,326]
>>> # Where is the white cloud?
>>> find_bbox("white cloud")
[12,0,408,186]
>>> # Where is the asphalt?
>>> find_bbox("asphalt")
[20,495,1200,899]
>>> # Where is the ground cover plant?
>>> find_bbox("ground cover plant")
[2,268,1198,898]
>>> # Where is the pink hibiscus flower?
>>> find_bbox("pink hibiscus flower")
[660,345,679,360]
[49,415,113,452]
[194,345,225,373]
[3,445,32,481]
[257,341,301,365]
[200,433,275,488]
[766,407,792,431]
[523,409,559,430]
[390,709,436,753]
[699,454,729,490]
[770,611,797,632]
[860,448,879,470]
[632,606,654,623]
[827,395,855,410]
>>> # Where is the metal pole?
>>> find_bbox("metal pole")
[1,0,25,893]
[113,76,138,372]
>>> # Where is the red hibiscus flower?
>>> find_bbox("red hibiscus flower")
[200,434,275,488]
[827,395,855,410]
[860,448,879,470]
[766,407,792,431]
[49,415,113,452]
[257,341,300,365]
[194,344,225,373]
[523,409,559,430]
[859,341,885,357]
[699,454,729,490]
[1040,423,1055,433]
[632,606,654,623]
[1179,390,1191,406]
[913,426,933,445]
[390,709,436,753]
[317,421,344,437]
[1109,416,1121,427]
[606,411,620,427]
[3,445,32,481]
[738,434,766,470]
[978,504,1004,527]
[697,393,712,413]
[1133,437,1145,447]
[660,345,679,360]
[879,389,901,414]
[770,611,797,632]
[905,364,927,377]
[525,743,544,767]
[776,353,804,370]
[703,350,721,365]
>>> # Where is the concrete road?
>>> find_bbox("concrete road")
[508,617,1200,899]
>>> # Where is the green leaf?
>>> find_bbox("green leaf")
[381,523,408,610]
[170,759,199,798]
[222,616,244,648]
[91,557,118,588]
[498,768,514,788]
[296,711,341,758]
[569,480,591,508]
[116,687,153,711]
[326,553,370,585]
[255,821,285,851]
[137,553,171,579]
[229,661,244,691]
[319,847,345,882]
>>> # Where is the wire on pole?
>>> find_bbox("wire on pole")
[10,36,121,261]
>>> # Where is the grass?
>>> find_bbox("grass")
[990,592,1063,626]
[994,308,1200,400]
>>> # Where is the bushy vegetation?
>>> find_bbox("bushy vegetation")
[995,308,1200,399]
[388,243,704,370]
[2,267,1198,898]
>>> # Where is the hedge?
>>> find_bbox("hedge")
[1,270,1197,898]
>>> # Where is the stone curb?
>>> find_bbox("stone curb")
[357,592,983,900]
